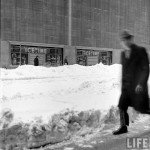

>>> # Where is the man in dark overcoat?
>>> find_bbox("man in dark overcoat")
[113,30,150,135]
[34,56,39,66]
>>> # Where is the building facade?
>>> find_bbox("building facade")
[1,0,150,68]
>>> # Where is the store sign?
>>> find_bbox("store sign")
[23,47,47,54]
[77,49,99,56]
[86,51,99,56]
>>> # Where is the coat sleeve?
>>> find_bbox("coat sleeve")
[138,48,149,86]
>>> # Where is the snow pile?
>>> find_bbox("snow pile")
[0,107,141,149]
[0,63,122,122]
[0,63,121,80]
[0,109,101,149]
[0,63,149,122]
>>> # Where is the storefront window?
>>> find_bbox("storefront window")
[76,50,87,66]
[11,45,63,66]
[76,49,112,66]
[11,45,28,65]
[11,52,20,65]
[21,53,28,65]
[99,51,112,65]
[11,45,20,65]
[46,48,63,66]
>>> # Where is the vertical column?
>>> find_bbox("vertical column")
[20,45,21,65]
[68,0,72,46]
[0,41,10,68]
[148,0,150,45]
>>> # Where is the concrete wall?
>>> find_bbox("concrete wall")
[1,0,150,49]
[1,0,68,45]
[72,0,150,49]
[64,46,76,65]
[112,49,122,64]
[0,41,10,68]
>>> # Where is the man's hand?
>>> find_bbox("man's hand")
[135,84,143,94]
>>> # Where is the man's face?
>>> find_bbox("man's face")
[120,39,131,50]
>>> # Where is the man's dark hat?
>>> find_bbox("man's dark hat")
[120,30,134,40]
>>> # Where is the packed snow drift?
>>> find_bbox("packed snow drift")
[0,63,122,122]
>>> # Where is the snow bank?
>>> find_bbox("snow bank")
[0,63,122,80]
[0,107,142,149]
[1,63,149,122]
[0,63,122,122]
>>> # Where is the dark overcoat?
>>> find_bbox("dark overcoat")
[118,44,150,114]
[34,57,39,66]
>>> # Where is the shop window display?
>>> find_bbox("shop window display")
[11,53,20,65]
[46,48,63,66]
[76,50,87,66]
[76,49,112,66]
[11,45,28,66]
[11,45,63,66]
[99,51,112,65]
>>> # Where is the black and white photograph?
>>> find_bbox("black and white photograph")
[0,0,150,150]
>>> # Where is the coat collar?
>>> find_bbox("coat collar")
[123,44,138,64]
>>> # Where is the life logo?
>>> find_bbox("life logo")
[126,137,150,149]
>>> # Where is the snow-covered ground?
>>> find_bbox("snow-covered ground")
[0,63,145,123]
